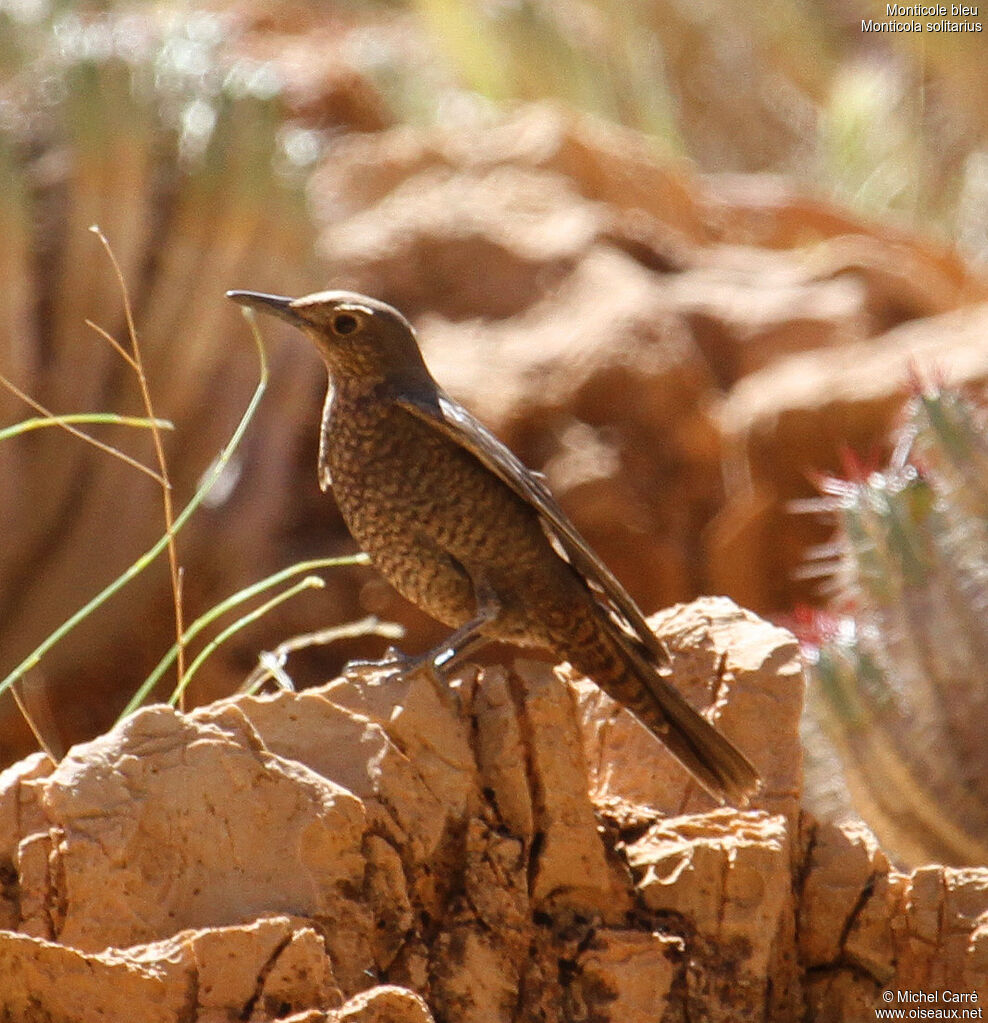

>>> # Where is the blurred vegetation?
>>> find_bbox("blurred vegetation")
[348,0,986,260]
[804,385,988,866]
[3,0,984,246]
[0,3,324,760]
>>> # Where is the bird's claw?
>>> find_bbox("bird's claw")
[342,648,439,684]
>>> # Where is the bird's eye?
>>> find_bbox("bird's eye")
[332,312,359,336]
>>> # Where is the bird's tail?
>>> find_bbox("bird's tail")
[568,616,760,806]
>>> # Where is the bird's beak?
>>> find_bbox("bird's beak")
[226,290,305,327]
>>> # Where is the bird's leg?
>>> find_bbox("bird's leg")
[419,617,494,676]
[416,576,502,678]
[344,579,501,682]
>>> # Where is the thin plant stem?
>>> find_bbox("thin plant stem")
[9,681,57,763]
[0,413,173,442]
[241,615,406,695]
[253,651,297,693]
[166,576,326,708]
[90,225,187,691]
[0,371,167,484]
[120,553,371,720]
[0,309,269,704]
[85,318,139,371]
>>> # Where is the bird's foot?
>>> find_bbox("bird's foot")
[342,646,439,684]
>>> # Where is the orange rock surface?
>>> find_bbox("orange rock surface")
[2,598,985,1020]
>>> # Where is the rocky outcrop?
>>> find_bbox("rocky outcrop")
[715,300,988,612]
[1,597,985,1021]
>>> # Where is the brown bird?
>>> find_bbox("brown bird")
[227,288,759,804]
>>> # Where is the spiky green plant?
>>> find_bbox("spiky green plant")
[805,383,988,866]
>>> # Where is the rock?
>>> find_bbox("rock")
[21,706,370,986]
[230,10,395,134]
[714,301,988,612]
[334,985,436,1023]
[625,809,794,1021]
[2,597,987,1020]
[799,819,988,1018]
[572,929,679,1023]
[574,596,803,825]
[0,918,340,1023]
[799,819,892,970]
[505,659,628,915]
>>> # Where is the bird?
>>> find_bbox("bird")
[227,288,759,805]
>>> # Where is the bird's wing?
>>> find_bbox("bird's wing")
[396,389,670,669]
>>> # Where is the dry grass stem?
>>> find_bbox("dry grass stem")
[0,371,166,485]
[89,225,187,692]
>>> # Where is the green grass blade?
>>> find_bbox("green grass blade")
[166,576,326,708]
[0,413,174,441]
[120,552,371,719]
[0,311,268,705]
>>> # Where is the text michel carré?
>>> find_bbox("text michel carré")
[863,2,982,29]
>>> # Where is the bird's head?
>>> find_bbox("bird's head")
[227,289,433,388]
